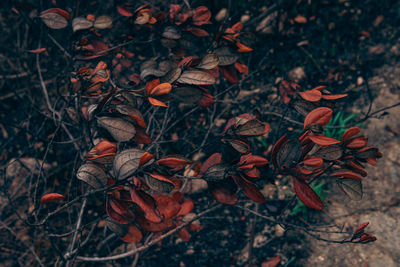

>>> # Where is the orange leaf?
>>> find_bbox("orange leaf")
[177,200,194,216]
[178,228,191,241]
[234,62,249,75]
[130,188,161,223]
[321,94,348,100]
[236,41,253,52]
[40,193,65,203]
[148,97,168,107]
[156,156,192,167]
[294,15,307,24]
[149,83,172,96]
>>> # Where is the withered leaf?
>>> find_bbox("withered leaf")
[337,178,363,200]
[314,145,343,161]
[140,68,167,81]
[276,139,302,169]
[234,120,268,136]
[215,47,238,66]
[224,139,250,154]
[177,70,216,85]
[162,26,182,39]
[113,148,145,180]
[40,9,69,29]
[94,15,113,29]
[72,17,93,32]
[172,86,203,103]
[161,68,182,84]
[197,53,219,69]
[203,164,229,181]
[145,174,175,193]
[76,163,108,188]
[97,117,136,142]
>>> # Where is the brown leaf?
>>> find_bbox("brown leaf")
[177,70,216,85]
[144,173,175,193]
[262,255,281,267]
[94,15,113,29]
[40,8,69,29]
[276,139,302,169]
[116,105,147,128]
[72,17,93,32]
[223,138,250,154]
[161,68,182,84]
[203,164,229,181]
[232,175,266,203]
[234,120,269,137]
[314,145,343,160]
[337,178,363,200]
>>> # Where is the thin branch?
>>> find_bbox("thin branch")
[76,204,222,262]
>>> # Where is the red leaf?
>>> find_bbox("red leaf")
[354,222,369,236]
[321,94,348,100]
[178,228,191,241]
[331,171,363,180]
[136,216,175,232]
[192,6,211,26]
[239,154,269,167]
[27,48,47,54]
[133,128,152,144]
[197,92,215,107]
[360,233,377,243]
[234,62,249,76]
[121,225,142,243]
[347,161,367,176]
[146,79,160,95]
[40,193,65,203]
[148,97,168,107]
[304,107,333,129]
[106,201,129,224]
[341,127,361,141]
[177,200,194,216]
[346,136,368,149]
[243,167,260,178]
[210,186,238,205]
[139,152,154,167]
[156,156,192,167]
[130,188,161,223]
[153,194,181,219]
[262,255,281,267]
[236,41,253,53]
[303,157,323,167]
[117,6,133,17]
[309,135,341,146]
[220,66,239,84]
[109,198,128,214]
[366,157,377,166]
[232,175,266,203]
[292,177,323,210]
[299,89,322,102]
[185,27,209,37]
[200,153,222,174]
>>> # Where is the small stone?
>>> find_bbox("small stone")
[215,8,228,22]
[240,14,250,23]
[357,76,364,86]
[288,66,306,82]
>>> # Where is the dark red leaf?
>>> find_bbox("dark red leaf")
[271,135,288,169]
[121,224,143,243]
[304,107,333,129]
[210,186,238,205]
[177,200,194,216]
[239,154,268,167]
[292,177,323,210]
[354,222,369,236]
[133,128,152,144]
[178,228,191,241]
[28,48,47,54]
[139,152,155,167]
[220,65,239,84]
[153,194,181,219]
[117,6,133,17]
[232,175,266,203]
